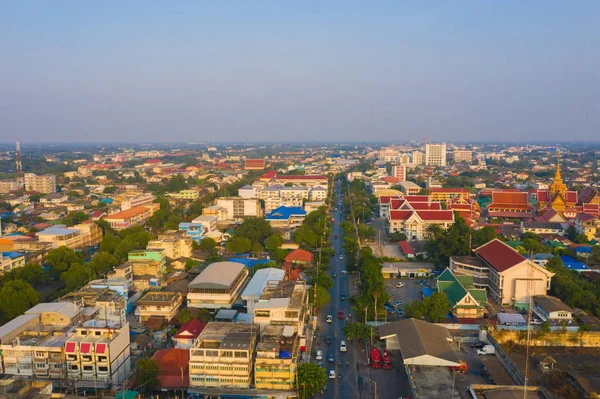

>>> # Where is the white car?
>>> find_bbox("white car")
[316,350,323,360]
[329,370,336,379]
[395,282,405,288]
[326,315,333,323]
[340,341,347,352]
[339,255,343,260]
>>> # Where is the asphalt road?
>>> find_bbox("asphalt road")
[313,182,360,399]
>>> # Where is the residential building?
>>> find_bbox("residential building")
[273,175,328,189]
[0,252,25,274]
[304,201,325,214]
[241,268,286,321]
[128,248,166,269]
[378,148,400,162]
[284,249,314,265]
[425,143,447,166]
[39,193,68,206]
[253,280,308,334]
[147,231,193,259]
[60,286,128,326]
[310,186,327,201]
[24,173,56,194]
[111,259,163,291]
[436,269,486,321]
[265,206,307,228]
[187,261,249,309]
[63,319,131,388]
[520,221,566,236]
[179,221,206,244]
[201,206,228,222]
[103,204,158,230]
[77,166,93,177]
[120,193,155,211]
[254,325,299,391]
[216,197,262,220]
[264,197,304,213]
[36,223,102,250]
[188,322,258,389]
[452,150,473,163]
[173,320,207,349]
[167,190,200,201]
[450,239,554,308]
[574,213,600,241]
[279,186,310,200]
[238,185,258,199]
[244,159,266,170]
[412,151,424,166]
[533,295,573,322]
[428,188,471,203]
[135,291,184,323]
[391,165,407,181]
[0,179,20,194]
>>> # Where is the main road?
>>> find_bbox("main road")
[313,181,360,399]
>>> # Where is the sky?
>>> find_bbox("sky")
[1,2,599,144]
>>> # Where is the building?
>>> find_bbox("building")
[36,223,102,250]
[0,179,20,194]
[167,190,200,201]
[173,319,207,349]
[128,248,166,269]
[452,150,473,163]
[398,181,421,195]
[244,159,266,170]
[425,143,447,166]
[201,206,228,222]
[273,175,328,189]
[119,193,155,211]
[254,325,299,391]
[151,348,190,390]
[147,231,193,259]
[63,319,131,388]
[391,165,407,181]
[381,262,433,278]
[216,197,262,220]
[436,269,486,321]
[310,186,327,201]
[532,295,573,322]
[429,188,471,203]
[60,286,128,326]
[487,191,533,219]
[451,239,554,308]
[412,151,424,166]
[253,280,308,334]
[24,173,56,194]
[388,204,454,241]
[187,261,249,309]
[135,291,183,323]
[241,268,286,321]
[179,221,206,244]
[40,193,68,206]
[238,185,258,199]
[0,252,25,274]
[188,322,258,389]
[574,213,600,241]
[520,221,566,236]
[265,206,307,228]
[284,249,314,265]
[103,204,157,230]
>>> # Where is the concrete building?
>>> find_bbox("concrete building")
[189,322,258,390]
[24,173,56,194]
[36,223,102,250]
[254,325,299,391]
[39,193,68,206]
[412,151,424,166]
[241,268,286,321]
[128,248,166,269]
[265,206,307,228]
[179,221,206,244]
[0,252,25,274]
[135,291,183,323]
[167,190,200,201]
[119,193,155,211]
[187,261,249,309]
[451,239,555,309]
[104,204,158,230]
[147,231,193,259]
[398,181,421,195]
[425,143,447,167]
[253,280,308,334]
[452,150,473,163]
[200,207,227,223]
[64,319,131,388]
[238,185,258,199]
[0,179,20,194]
[533,295,573,322]
[60,286,128,326]
[216,197,262,220]
[391,165,407,181]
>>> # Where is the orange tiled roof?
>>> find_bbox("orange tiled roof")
[104,205,150,220]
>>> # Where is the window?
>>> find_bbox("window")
[285,311,298,319]
[95,331,102,336]
[80,331,87,336]
[97,356,107,362]
[35,351,46,357]
[234,351,247,358]
[70,365,78,371]
[98,366,108,372]
[5,362,16,369]
[255,310,270,318]
[222,351,233,357]
[83,365,93,371]
[35,363,47,368]
[206,350,218,357]
[67,355,77,361]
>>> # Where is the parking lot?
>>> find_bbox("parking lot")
[382,277,430,321]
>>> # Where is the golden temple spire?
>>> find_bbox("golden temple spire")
[550,148,567,198]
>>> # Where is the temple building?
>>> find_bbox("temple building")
[537,150,579,220]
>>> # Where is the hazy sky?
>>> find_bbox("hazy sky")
[1,2,599,143]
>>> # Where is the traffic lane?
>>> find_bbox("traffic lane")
[369,362,412,399]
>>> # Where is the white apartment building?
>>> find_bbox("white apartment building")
[24,173,56,194]
[412,151,424,166]
[425,143,447,166]
[310,186,327,201]
[453,150,473,163]
[36,224,103,250]
[253,280,308,334]
[147,232,193,259]
[216,197,262,220]
[187,262,249,309]
[0,179,20,194]
[391,165,407,181]
[120,193,155,211]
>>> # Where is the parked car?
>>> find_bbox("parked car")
[394,300,404,307]
[470,342,485,350]
[339,255,343,260]
[317,361,324,368]
[395,282,405,288]
[316,350,323,360]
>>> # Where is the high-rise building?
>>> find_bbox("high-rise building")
[453,150,473,163]
[24,173,57,194]
[412,151,424,166]
[425,143,447,166]
[391,165,407,181]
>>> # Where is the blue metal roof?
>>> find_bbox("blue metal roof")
[559,256,590,272]
[265,206,306,221]
[229,258,272,268]
[37,225,78,236]
[2,251,23,259]
[574,246,592,253]
[421,287,436,298]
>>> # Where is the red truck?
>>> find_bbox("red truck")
[382,350,392,370]
[448,361,468,374]
[370,348,381,369]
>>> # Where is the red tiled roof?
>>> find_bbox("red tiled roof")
[65,342,76,353]
[488,211,534,219]
[284,249,314,263]
[566,191,578,203]
[277,175,327,181]
[260,170,278,179]
[399,241,414,255]
[488,203,532,210]
[537,190,550,202]
[415,210,454,221]
[152,349,190,388]
[577,213,598,223]
[491,191,528,205]
[474,239,526,272]
[245,159,266,169]
[579,186,599,204]
[95,343,106,354]
[583,203,600,214]
[404,195,430,202]
[173,319,206,339]
[281,261,300,280]
[144,159,163,164]
[430,188,470,193]
[382,176,401,184]
[104,205,150,221]
[144,315,165,330]
[80,342,91,354]
[389,210,413,220]
[410,202,441,210]
[379,195,395,204]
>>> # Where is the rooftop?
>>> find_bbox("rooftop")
[533,295,572,313]
[189,261,246,290]
[474,239,526,272]
[193,322,258,351]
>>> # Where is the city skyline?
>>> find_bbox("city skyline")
[2,2,600,143]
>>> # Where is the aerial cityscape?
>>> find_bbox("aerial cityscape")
[2,2,600,399]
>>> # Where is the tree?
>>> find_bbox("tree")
[176,307,194,325]
[61,262,92,291]
[404,300,425,320]
[199,237,217,251]
[297,363,327,399]
[88,251,119,276]
[99,233,121,254]
[358,224,376,240]
[103,186,117,194]
[0,280,40,323]
[308,286,331,309]
[342,322,372,341]
[264,234,284,251]
[270,248,288,262]
[387,231,408,242]
[523,238,543,257]
[45,247,84,278]
[233,217,273,246]
[133,357,160,393]
[422,292,451,323]
[226,237,252,254]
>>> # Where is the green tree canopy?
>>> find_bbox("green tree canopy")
[45,247,84,278]
[133,357,160,393]
[0,280,40,323]
[234,217,273,246]
[297,363,327,399]
[308,286,331,309]
[264,234,284,251]
[199,237,217,251]
[226,236,252,254]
